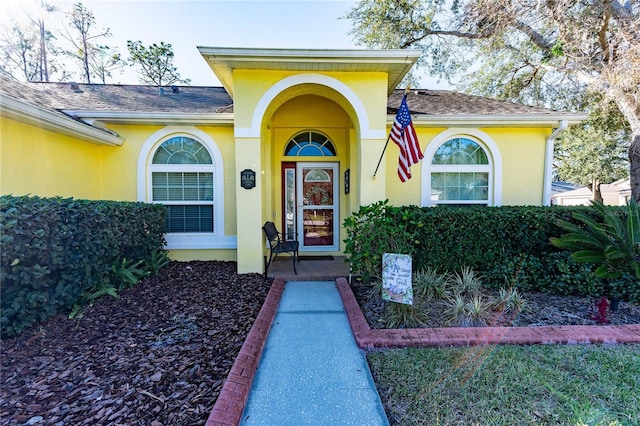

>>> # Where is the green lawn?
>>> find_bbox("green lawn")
[367,344,640,425]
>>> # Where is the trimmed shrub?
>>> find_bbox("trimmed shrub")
[343,201,637,302]
[0,195,166,338]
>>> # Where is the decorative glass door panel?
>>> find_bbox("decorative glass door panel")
[282,163,296,240]
[297,163,338,251]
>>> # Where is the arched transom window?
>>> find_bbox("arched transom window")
[150,136,215,232]
[428,137,492,206]
[285,131,336,156]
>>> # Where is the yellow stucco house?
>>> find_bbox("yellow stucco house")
[0,47,586,273]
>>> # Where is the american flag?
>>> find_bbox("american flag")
[390,94,423,182]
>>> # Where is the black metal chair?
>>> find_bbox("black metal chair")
[262,221,299,278]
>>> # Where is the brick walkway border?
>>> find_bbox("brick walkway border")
[205,278,285,426]
[336,277,640,348]
[206,277,640,425]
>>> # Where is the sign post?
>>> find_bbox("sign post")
[381,253,413,305]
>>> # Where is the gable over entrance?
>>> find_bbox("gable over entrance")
[197,47,422,273]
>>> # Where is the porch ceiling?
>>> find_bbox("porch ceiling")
[197,47,421,97]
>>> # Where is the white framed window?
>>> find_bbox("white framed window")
[138,127,234,249]
[421,129,502,207]
[151,136,214,233]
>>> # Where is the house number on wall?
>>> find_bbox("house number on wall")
[240,169,256,189]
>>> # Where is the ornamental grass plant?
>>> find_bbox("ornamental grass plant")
[376,267,526,328]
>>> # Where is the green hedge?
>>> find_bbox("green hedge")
[343,201,638,302]
[0,195,167,339]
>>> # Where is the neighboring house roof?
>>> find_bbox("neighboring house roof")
[551,178,632,206]
[551,181,583,196]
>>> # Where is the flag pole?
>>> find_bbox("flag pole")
[373,86,411,178]
[372,134,392,178]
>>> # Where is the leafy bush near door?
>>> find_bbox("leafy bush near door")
[0,195,167,339]
[342,200,424,281]
[343,201,638,302]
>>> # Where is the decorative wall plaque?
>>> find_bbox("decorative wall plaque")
[344,169,350,194]
[240,169,256,189]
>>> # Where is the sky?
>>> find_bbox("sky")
[1,0,450,88]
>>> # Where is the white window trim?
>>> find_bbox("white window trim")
[137,126,236,249]
[421,128,502,207]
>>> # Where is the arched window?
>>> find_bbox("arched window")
[285,131,336,156]
[138,127,231,250]
[150,136,215,232]
[422,130,502,207]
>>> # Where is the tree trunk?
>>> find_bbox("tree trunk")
[39,20,49,82]
[590,177,603,203]
[611,94,639,203]
[630,132,640,203]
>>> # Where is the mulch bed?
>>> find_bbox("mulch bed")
[350,279,640,329]
[3,261,639,425]
[1,261,270,426]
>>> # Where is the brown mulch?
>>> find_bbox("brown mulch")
[0,261,270,426]
[3,262,639,425]
[350,279,640,329]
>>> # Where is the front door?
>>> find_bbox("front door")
[283,162,339,251]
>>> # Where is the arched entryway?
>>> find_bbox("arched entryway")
[265,87,356,256]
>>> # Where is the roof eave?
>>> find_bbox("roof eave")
[407,114,588,127]
[63,111,236,126]
[1,94,124,146]
[198,47,422,96]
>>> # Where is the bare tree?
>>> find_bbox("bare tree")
[0,2,64,82]
[30,2,59,82]
[0,25,39,81]
[89,45,124,84]
[60,2,114,84]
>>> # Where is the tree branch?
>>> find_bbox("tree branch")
[400,28,490,48]
[512,19,554,51]
[600,1,612,62]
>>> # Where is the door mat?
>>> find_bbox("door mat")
[298,255,334,261]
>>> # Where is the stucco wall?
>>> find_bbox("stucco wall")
[1,117,239,260]
[384,126,549,206]
[491,127,547,205]
[1,117,105,199]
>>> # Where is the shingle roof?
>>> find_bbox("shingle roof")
[0,77,76,119]
[389,89,564,116]
[1,78,233,114]
[2,78,575,118]
[0,77,124,144]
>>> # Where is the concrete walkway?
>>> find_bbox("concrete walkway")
[206,276,640,426]
[239,281,388,426]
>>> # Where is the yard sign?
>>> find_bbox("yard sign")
[382,253,413,305]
